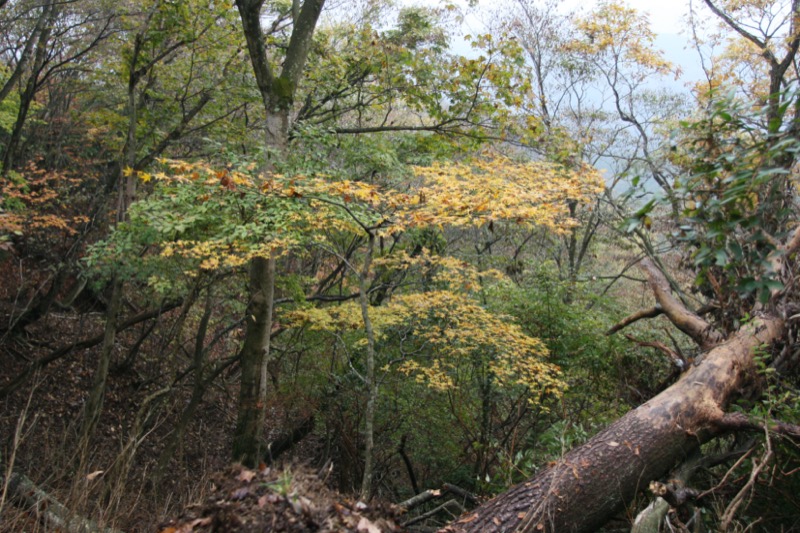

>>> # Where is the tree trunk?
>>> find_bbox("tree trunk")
[3,472,123,533]
[359,234,377,500]
[78,277,123,451]
[233,253,276,466]
[156,286,215,473]
[0,1,50,105]
[441,246,800,533]
[1,0,55,174]
[442,316,782,533]
[232,0,325,467]
[78,28,143,445]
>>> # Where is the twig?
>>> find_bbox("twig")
[719,426,773,530]
[402,499,465,527]
[623,333,686,369]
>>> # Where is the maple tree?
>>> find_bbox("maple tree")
[95,151,602,498]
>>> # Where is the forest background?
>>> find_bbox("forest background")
[2,0,800,531]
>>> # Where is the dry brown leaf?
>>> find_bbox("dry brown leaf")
[238,469,256,482]
[357,516,381,533]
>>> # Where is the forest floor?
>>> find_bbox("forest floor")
[159,464,401,533]
[0,259,399,531]
[0,309,404,532]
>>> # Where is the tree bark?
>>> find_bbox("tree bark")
[232,0,325,467]
[79,277,123,448]
[232,253,276,466]
[443,317,782,533]
[442,255,788,533]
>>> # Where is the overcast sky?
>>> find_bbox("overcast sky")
[459,0,704,84]
[567,0,690,35]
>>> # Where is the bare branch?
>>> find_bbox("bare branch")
[606,306,663,335]
[623,333,686,370]
[639,259,724,349]
[716,412,800,441]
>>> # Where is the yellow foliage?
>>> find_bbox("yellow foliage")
[567,1,674,78]
[407,158,604,233]
[147,156,603,268]
[287,289,565,402]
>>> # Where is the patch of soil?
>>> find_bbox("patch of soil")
[158,465,403,533]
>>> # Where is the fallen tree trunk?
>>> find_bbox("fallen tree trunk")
[439,241,800,533]
[3,472,123,533]
[442,316,782,532]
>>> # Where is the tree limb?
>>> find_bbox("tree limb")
[639,259,723,349]
[716,412,800,441]
[606,306,663,335]
[0,300,182,398]
[623,334,686,369]
[403,499,465,528]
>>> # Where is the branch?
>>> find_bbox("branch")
[0,300,182,398]
[235,0,275,103]
[720,428,772,531]
[768,224,800,296]
[694,442,758,502]
[398,489,443,511]
[398,484,478,511]
[135,92,212,170]
[3,472,123,533]
[606,306,663,335]
[648,479,700,509]
[402,499,465,528]
[398,435,420,495]
[702,0,773,64]
[334,119,464,135]
[282,0,326,89]
[639,259,724,349]
[716,412,800,441]
[273,292,362,305]
[623,333,686,370]
[442,483,478,506]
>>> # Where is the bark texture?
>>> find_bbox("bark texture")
[442,254,791,533]
[232,0,325,467]
[233,254,275,465]
[443,317,781,533]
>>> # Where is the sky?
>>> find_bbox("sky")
[388,0,708,86]
[458,0,706,84]
[569,0,703,82]
[574,0,689,35]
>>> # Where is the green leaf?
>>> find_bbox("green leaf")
[728,241,743,261]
